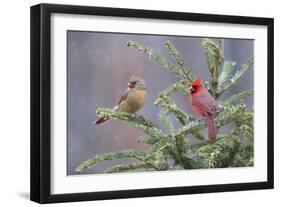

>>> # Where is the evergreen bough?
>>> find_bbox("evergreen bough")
[76,38,254,174]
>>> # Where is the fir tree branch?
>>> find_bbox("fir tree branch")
[76,150,146,173]
[154,83,177,100]
[144,139,171,170]
[105,163,156,173]
[168,165,185,170]
[155,89,205,141]
[231,102,253,138]
[224,89,253,105]
[176,80,190,95]
[196,134,240,168]
[127,41,181,77]
[164,40,196,83]
[219,39,224,56]
[232,132,254,167]
[218,60,236,86]
[174,103,251,138]
[231,108,254,167]
[201,38,223,97]
[154,93,189,125]
[96,108,166,138]
[154,81,188,99]
[174,134,192,168]
[189,129,205,140]
[217,57,254,96]
[175,120,204,137]
[159,109,175,133]
[137,135,160,145]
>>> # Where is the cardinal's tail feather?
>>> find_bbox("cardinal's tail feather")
[95,117,111,125]
[205,114,217,143]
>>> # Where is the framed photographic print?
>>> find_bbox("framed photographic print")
[30,3,274,203]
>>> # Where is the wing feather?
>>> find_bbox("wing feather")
[114,89,129,110]
[191,88,218,115]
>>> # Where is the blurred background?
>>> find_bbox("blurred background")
[67,31,253,175]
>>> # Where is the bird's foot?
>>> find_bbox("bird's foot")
[139,115,146,122]
[132,113,146,122]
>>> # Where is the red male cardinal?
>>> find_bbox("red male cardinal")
[188,79,219,143]
[95,76,147,125]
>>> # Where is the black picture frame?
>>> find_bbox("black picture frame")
[30,3,274,204]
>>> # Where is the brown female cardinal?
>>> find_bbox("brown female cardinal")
[188,79,219,143]
[95,76,147,125]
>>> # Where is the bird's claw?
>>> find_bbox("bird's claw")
[139,115,146,122]
[132,113,146,122]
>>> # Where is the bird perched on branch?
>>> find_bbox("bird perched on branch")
[95,76,147,125]
[188,78,219,143]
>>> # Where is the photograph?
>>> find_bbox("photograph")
[67,31,254,175]
[30,3,274,203]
